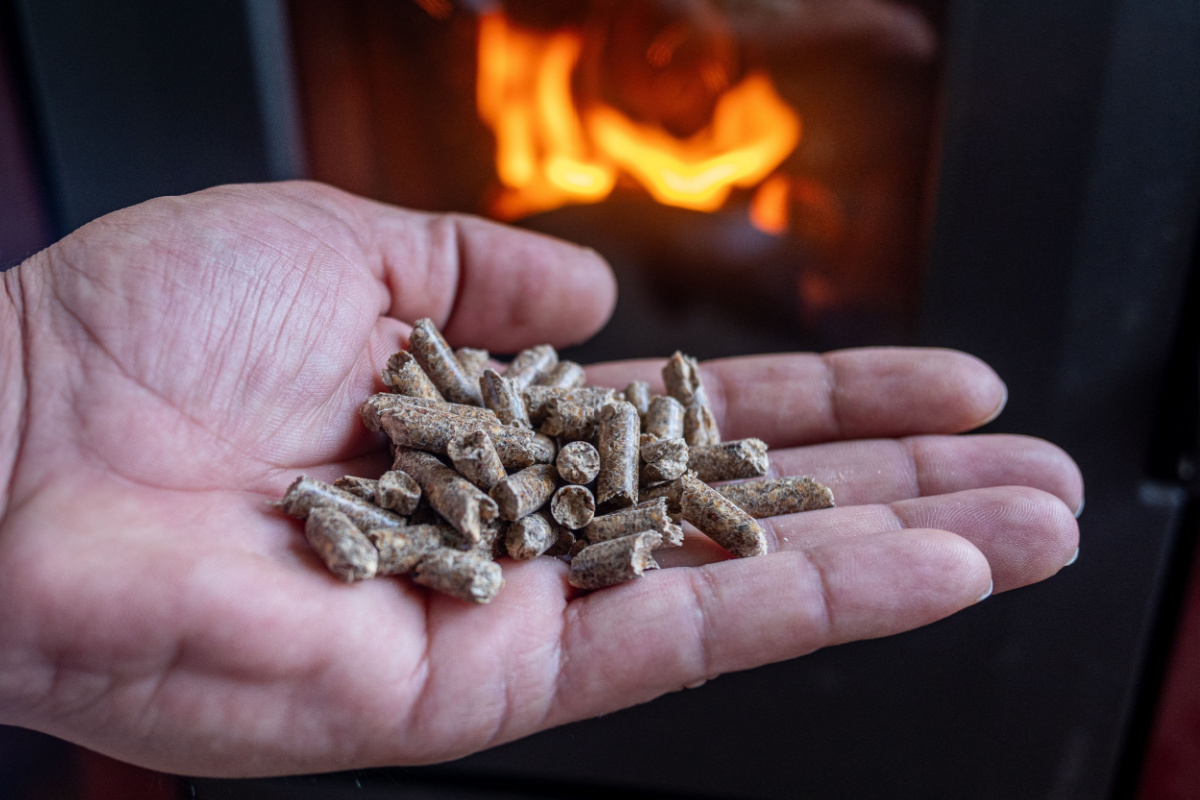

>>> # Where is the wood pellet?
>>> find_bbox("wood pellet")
[276,319,833,603]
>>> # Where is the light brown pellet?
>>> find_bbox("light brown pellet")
[360,392,502,434]
[639,475,686,514]
[662,351,709,407]
[622,381,652,417]
[490,463,559,521]
[381,350,443,401]
[644,395,685,440]
[503,344,558,389]
[551,485,595,530]
[278,476,406,532]
[446,430,507,491]
[556,440,601,484]
[585,497,680,546]
[684,401,721,447]
[491,428,557,470]
[333,476,379,504]
[688,438,769,483]
[480,368,532,428]
[523,385,618,424]
[536,360,586,389]
[596,400,640,511]
[455,347,490,385]
[716,476,835,517]
[679,473,767,558]
[393,448,498,544]
[378,402,481,454]
[409,318,484,407]
[505,511,559,560]
[413,549,503,603]
[569,532,662,590]
[368,524,448,575]
[640,437,690,485]
[540,396,598,442]
[305,508,379,583]
[377,470,422,514]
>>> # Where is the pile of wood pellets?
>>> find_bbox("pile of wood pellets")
[276,318,834,603]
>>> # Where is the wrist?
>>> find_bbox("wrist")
[0,264,29,522]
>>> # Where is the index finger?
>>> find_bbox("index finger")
[585,348,1006,447]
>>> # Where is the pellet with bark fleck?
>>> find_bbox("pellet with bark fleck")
[490,464,559,521]
[361,392,502,434]
[446,430,507,491]
[716,476,835,517]
[540,396,598,442]
[409,318,484,407]
[278,476,406,532]
[622,381,651,417]
[536,360,586,389]
[491,428,557,470]
[333,476,379,504]
[378,403,480,454]
[393,448,498,544]
[382,351,443,401]
[413,549,503,603]
[305,508,378,583]
[680,473,767,558]
[644,395,685,440]
[503,344,558,389]
[596,401,640,511]
[585,497,679,545]
[505,511,559,559]
[455,347,490,385]
[662,351,709,407]
[551,485,595,530]
[480,369,531,428]
[368,524,448,575]
[640,437,690,485]
[687,438,769,482]
[684,402,721,447]
[523,386,617,424]
[377,470,422,514]
[556,440,601,485]
[569,532,662,589]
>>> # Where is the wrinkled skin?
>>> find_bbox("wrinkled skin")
[0,182,1081,777]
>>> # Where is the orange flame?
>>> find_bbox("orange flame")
[476,12,801,220]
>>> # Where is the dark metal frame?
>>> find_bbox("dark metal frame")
[5,0,1200,797]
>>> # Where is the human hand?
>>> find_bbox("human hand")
[0,182,1080,777]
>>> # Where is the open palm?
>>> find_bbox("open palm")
[0,182,1080,777]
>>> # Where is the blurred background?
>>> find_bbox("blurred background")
[1,0,1199,797]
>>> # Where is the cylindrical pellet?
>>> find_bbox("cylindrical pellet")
[551,485,595,530]
[662,351,709,407]
[505,511,559,560]
[639,475,686,514]
[640,437,690,485]
[644,395,685,440]
[361,392,502,434]
[413,549,503,603]
[491,428,557,470]
[688,438,769,483]
[545,526,577,557]
[622,381,652,417]
[455,347,490,385]
[368,524,448,575]
[540,396,598,442]
[379,403,480,454]
[333,476,379,504]
[716,476,835,517]
[585,497,676,544]
[596,401,640,511]
[679,473,767,558]
[536,360,586,389]
[278,476,405,532]
[490,464,559,521]
[377,470,422,514]
[409,318,484,407]
[381,350,443,401]
[684,401,721,447]
[556,440,601,485]
[523,386,617,424]
[480,368,532,428]
[503,344,558,389]
[446,430,507,491]
[569,532,662,590]
[393,448,498,544]
[305,508,378,583]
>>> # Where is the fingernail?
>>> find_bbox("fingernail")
[1074,498,1085,519]
[976,579,994,603]
[981,382,1008,426]
[1066,547,1079,566]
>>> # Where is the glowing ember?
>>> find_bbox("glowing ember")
[476,12,802,221]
